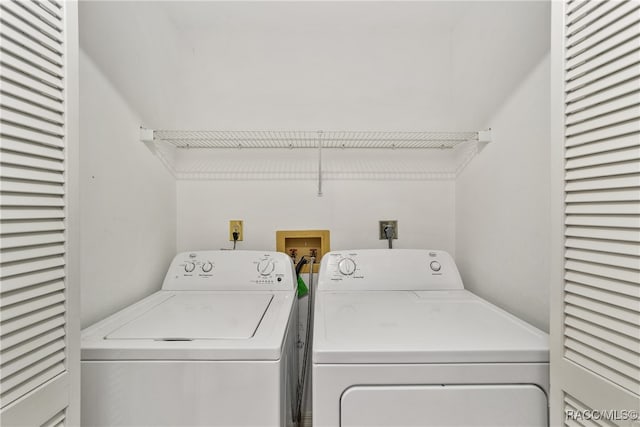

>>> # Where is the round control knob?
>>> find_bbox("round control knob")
[430,261,441,272]
[184,262,196,273]
[338,258,357,275]
[257,259,275,276]
[202,262,213,273]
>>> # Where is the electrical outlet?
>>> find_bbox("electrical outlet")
[229,220,243,241]
[379,220,398,240]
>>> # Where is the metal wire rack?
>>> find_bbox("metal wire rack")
[140,128,491,195]
[145,129,485,149]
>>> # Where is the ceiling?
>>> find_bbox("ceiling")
[78,1,550,131]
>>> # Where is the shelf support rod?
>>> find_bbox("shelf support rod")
[317,130,323,197]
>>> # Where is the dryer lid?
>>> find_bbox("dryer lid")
[313,290,549,364]
[106,293,273,340]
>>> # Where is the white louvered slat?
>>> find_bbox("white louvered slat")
[0,107,64,136]
[0,315,65,350]
[0,193,65,207]
[41,409,65,427]
[565,236,640,255]
[0,2,63,47]
[0,352,65,396]
[1,165,64,184]
[565,281,640,311]
[1,150,65,171]
[565,215,640,228]
[0,180,64,195]
[0,232,65,252]
[565,174,640,191]
[566,292,639,323]
[0,94,63,127]
[565,338,639,380]
[10,0,62,30]
[565,304,640,340]
[567,3,639,60]
[0,244,65,263]
[564,349,639,395]
[0,220,64,234]
[565,121,640,147]
[565,260,639,297]
[566,91,640,126]
[564,394,618,427]
[566,1,636,50]
[0,34,64,80]
[565,248,640,275]
[566,72,640,113]
[0,207,64,220]
[565,145,640,169]
[565,188,640,203]
[565,226,639,242]
[565,161,640,180]
[565,202,640,215]
[0,77,64,114]
[0,325,65,365]
[1,291,65,323]
[1,256,65,278]
[566,1,604,28]
[0,280,64,307]
[565,105,640,137]
[564,316,638,359]
[0,138,64,160]
[0,19,64,67]
[0,120,64,148]
[566,327,639,366]
[565,33,640,84]
[567,14,640,69]
[0,337,65,379]
[566,133,640,158]
[0,302,65,336]
[0,61,63,102]
[0,361,66,407]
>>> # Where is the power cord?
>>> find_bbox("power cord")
[384,224,394,249]
[232,231,239,250]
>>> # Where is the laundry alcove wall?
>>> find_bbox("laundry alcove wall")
[77,0,551,341]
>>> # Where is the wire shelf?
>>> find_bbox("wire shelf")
[149,129,481,149]
[141,127,491,192]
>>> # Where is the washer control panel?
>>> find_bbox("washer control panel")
[162,250,295,291]
[319,249,464,291]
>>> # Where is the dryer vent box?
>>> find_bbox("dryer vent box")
[276,230,330,274]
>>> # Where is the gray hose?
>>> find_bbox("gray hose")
[295,257,315,424]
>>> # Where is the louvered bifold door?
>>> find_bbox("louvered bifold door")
[0,0,72,426]
[551,0,640,426]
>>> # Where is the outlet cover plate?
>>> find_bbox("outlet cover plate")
[229,220,243,241]
[379,220,398,240]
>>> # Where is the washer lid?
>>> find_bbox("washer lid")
[106,293,273,340]
[313,290,549,364]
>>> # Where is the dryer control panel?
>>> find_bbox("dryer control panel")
[318,249,464,291]
[162,250,296,291]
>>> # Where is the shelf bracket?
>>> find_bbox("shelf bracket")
[140,127,154,143]
[477,128,492,143]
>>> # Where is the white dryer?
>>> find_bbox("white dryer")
[313,249,549,427]
[82,250,298,427]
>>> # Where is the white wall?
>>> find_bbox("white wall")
[79,50,177,328]
[176,179,455,254]
[455,54,551,331]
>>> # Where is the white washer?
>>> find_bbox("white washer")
[82,250,298,427]
[313,249,549,427]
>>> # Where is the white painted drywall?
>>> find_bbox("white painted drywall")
[79,50,177,328]
[79,1,549,131]
[455,54,551,332]
[176,179,455,254]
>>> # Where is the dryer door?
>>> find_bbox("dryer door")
[341,384,548,426]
